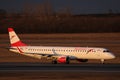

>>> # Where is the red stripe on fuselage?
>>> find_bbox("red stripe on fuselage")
[17,47,23,54]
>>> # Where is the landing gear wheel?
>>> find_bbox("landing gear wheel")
[52,60,57,64]
[52,57,58,64]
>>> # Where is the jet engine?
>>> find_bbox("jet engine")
[52,56,70,64]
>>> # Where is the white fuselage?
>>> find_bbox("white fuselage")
[8,28,116,63]
[10,46,115,60]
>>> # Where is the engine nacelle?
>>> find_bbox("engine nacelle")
[77,59,88,62]
[57,56,69,64]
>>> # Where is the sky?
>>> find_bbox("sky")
[0,0,120,14]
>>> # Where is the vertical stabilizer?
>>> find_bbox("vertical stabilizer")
[8,28,27,47]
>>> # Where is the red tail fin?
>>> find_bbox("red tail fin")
[8,28,27,47]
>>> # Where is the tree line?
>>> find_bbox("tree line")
[0,2,120,34]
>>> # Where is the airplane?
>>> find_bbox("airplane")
[8,28,115,64]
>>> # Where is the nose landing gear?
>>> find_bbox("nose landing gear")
[101,59,105,64]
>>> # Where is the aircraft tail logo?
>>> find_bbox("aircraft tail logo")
[8,28,27,47]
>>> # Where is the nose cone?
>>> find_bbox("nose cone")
[109,53,116,59]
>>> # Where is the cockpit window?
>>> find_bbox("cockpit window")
[103,50,110,52]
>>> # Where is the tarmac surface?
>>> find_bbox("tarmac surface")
[0,63,120,80]
[0,63,120,72]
